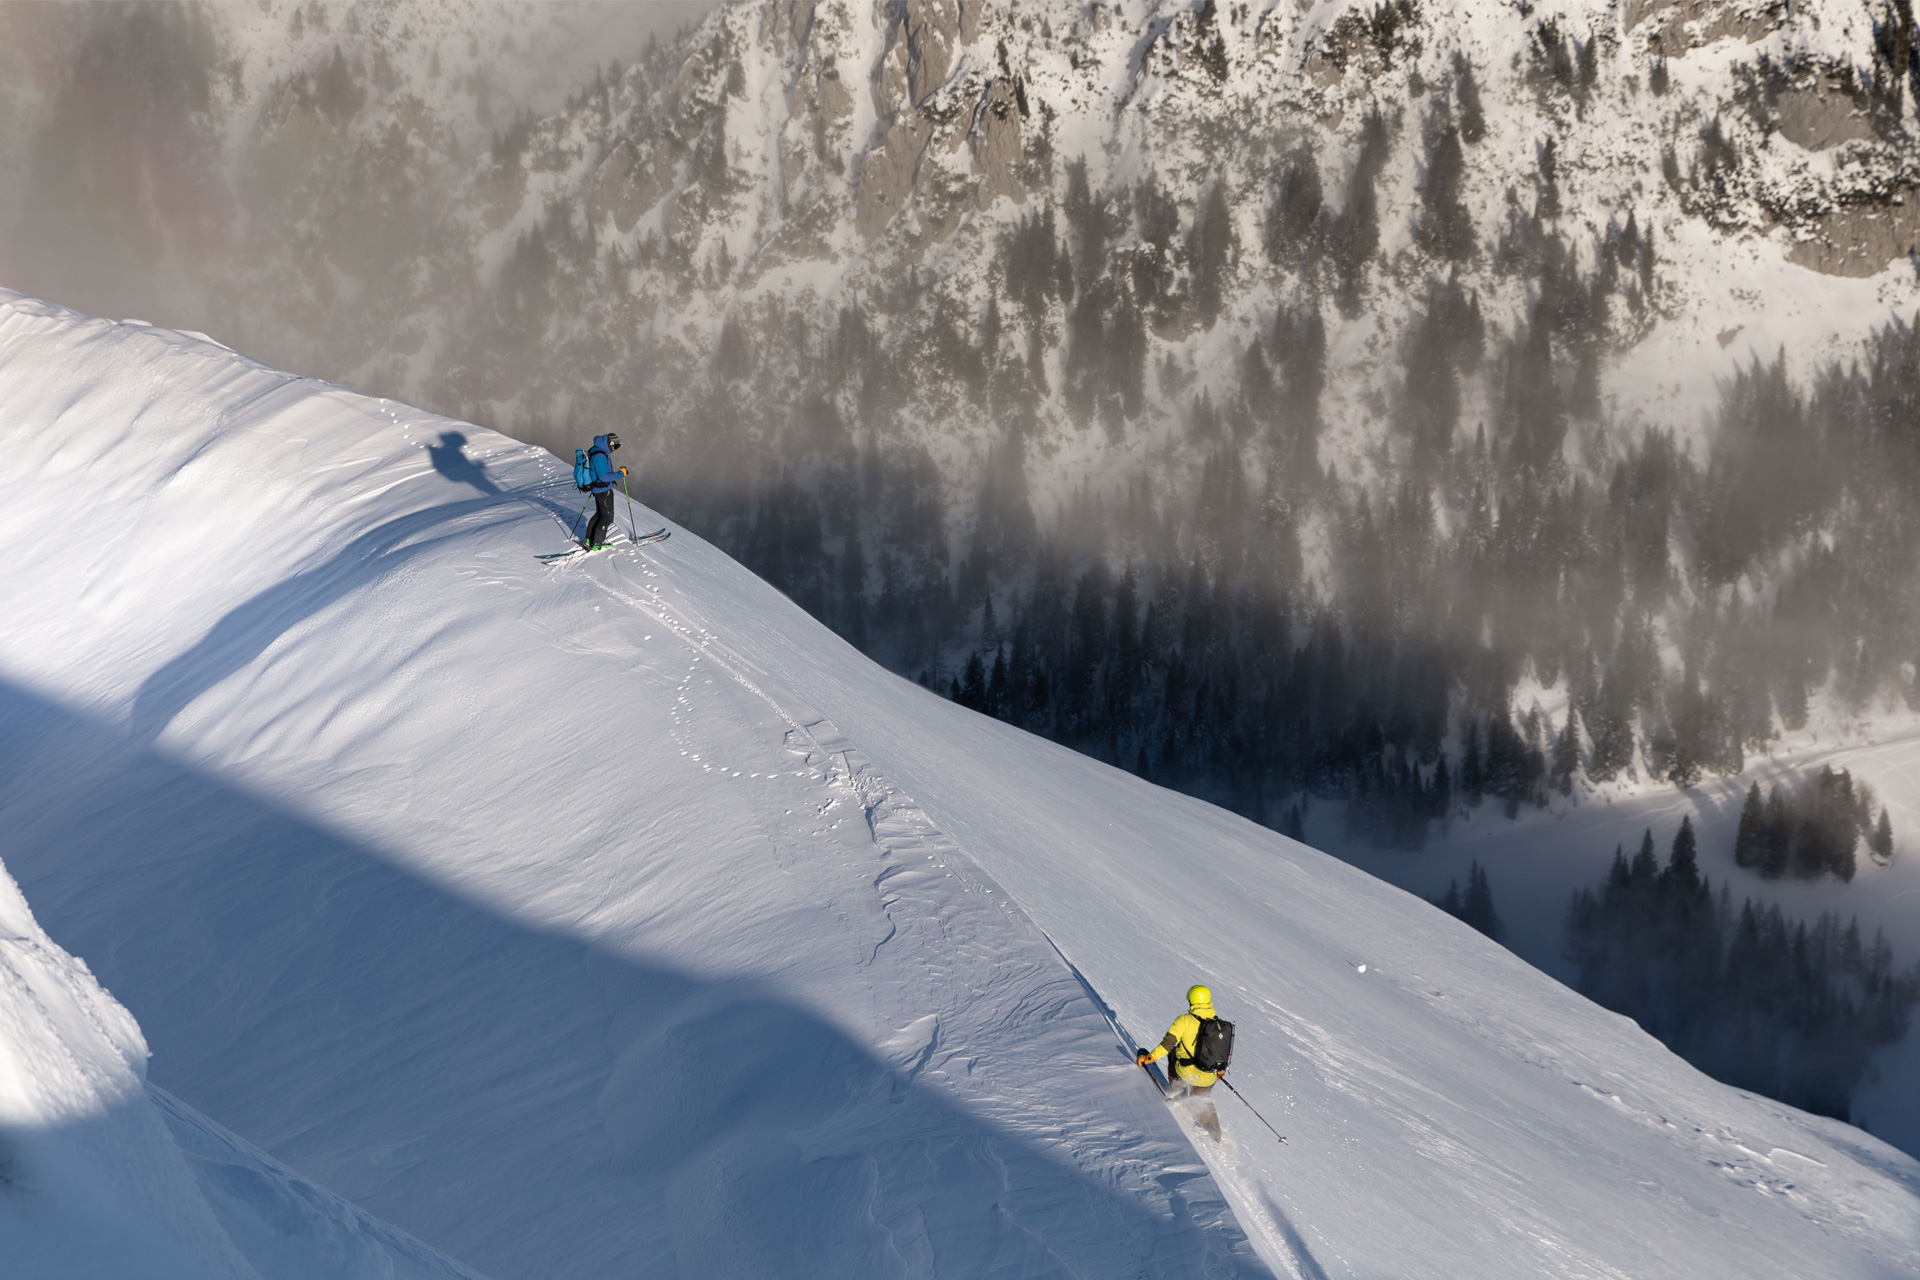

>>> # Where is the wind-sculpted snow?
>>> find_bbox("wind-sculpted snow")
[1,290,1918,1277]
[0,291,1261,1277]
[0,843,485,1279]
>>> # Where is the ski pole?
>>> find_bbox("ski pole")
[1218,1075,1286,1144]
[1137,1058,1171,1098]
[570,495,591,542]
[622,473,638,543]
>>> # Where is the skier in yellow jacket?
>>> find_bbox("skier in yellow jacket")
[1137,985,1227,1140]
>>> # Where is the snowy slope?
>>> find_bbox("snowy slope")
[0,295,1261,1277]
[1335,720,1920,1158]
[0,288,1916,1278]
[0,854,487,1280]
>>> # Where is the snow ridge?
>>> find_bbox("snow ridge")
[565,522,1271,1273]
[0,288,1266,1277]
[2,290,1919,1277]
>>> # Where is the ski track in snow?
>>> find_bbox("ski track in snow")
[565,535,1286,1274]
[0,292,1917,1277]
[0,292,1269,1277]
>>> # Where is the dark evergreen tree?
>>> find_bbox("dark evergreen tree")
[1734,781,1764,868]
[1401,278,1482,473]
[1665,680,1707,788]
[1064,156,1109,290]
[1551,706,1581,795]
[1271,304,1327,458]
[1454,52,1487,144]
[1437,862,1503,941]
[1497,298,1566,474]
[1461,718,1485,804]
[955,650,987,710]
[1485,707,1531,816]
[1330,110,1391,317]
[1193,179,1234,327]
[1630,828,1659,887]
[1568,836,1920,1122]
[1416,124,1474,262]
[1665,816,1700,895]
[1585,667,1635,781]
[1537,136,1560,219]
[1462,861,1503,940]
[1761,783,1792,878]
[1265,149,1322,267]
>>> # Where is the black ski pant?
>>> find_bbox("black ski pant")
[586,490,616,546]
[1169,1075,1221,1137]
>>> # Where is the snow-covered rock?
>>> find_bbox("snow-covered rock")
[1,290,1917,1277]
[10,0,1919,518]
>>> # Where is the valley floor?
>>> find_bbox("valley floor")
[1334,722,1920,1158]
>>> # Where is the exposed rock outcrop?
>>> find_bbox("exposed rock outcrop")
[589,138,675,234]
[1628,0,1786,47]
[1787,191,1920,277]
[1773,77,1877,152]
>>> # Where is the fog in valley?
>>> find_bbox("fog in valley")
[0,0,717,327]
[4,0,1920,1141]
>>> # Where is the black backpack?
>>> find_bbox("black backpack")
[1186,1017,1234,1074]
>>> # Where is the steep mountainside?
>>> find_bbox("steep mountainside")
[6,0,1920,790]
[7,0,1920,1145]
[4,286,1920,1277]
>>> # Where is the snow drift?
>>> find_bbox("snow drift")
[0,287,1916,1279]
[0,851,483,1280]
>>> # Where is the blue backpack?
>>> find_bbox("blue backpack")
[573,449,593,491]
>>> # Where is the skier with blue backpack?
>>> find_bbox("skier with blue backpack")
[574,432,627,549]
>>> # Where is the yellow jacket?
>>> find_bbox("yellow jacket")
[1144,1006,1220,1086]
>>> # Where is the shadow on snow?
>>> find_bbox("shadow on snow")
[0,678,1268,1280]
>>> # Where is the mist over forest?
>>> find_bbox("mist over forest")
[5,0,1920,1135]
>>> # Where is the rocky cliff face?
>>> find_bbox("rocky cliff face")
[8,2,1915,518]
[14,1,1920,1143]
[7,1,1920,834]
[401,0,1919,493]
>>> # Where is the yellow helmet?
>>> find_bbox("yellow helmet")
[1187,984,1212,1007]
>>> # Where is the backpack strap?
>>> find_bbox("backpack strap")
[1178,1016,1224,1069]
[1172,1017,1202,1067]
[586,446,613,488]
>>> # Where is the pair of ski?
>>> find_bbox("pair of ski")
[536,527,670,562]
[1101,1008,1285,1146]
[1041,935,1285,1146]
[1137,1059,1287,1146]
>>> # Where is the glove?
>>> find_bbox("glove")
[1135,1049,1154,1066]
[619,467,629,476]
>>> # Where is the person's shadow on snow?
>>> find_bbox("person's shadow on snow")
[426,431,500,496]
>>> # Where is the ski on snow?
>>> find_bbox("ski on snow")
[537,528,670,562]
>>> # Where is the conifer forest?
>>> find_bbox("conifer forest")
[6,0,1920,1137]
[1568,819,1919,1121]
